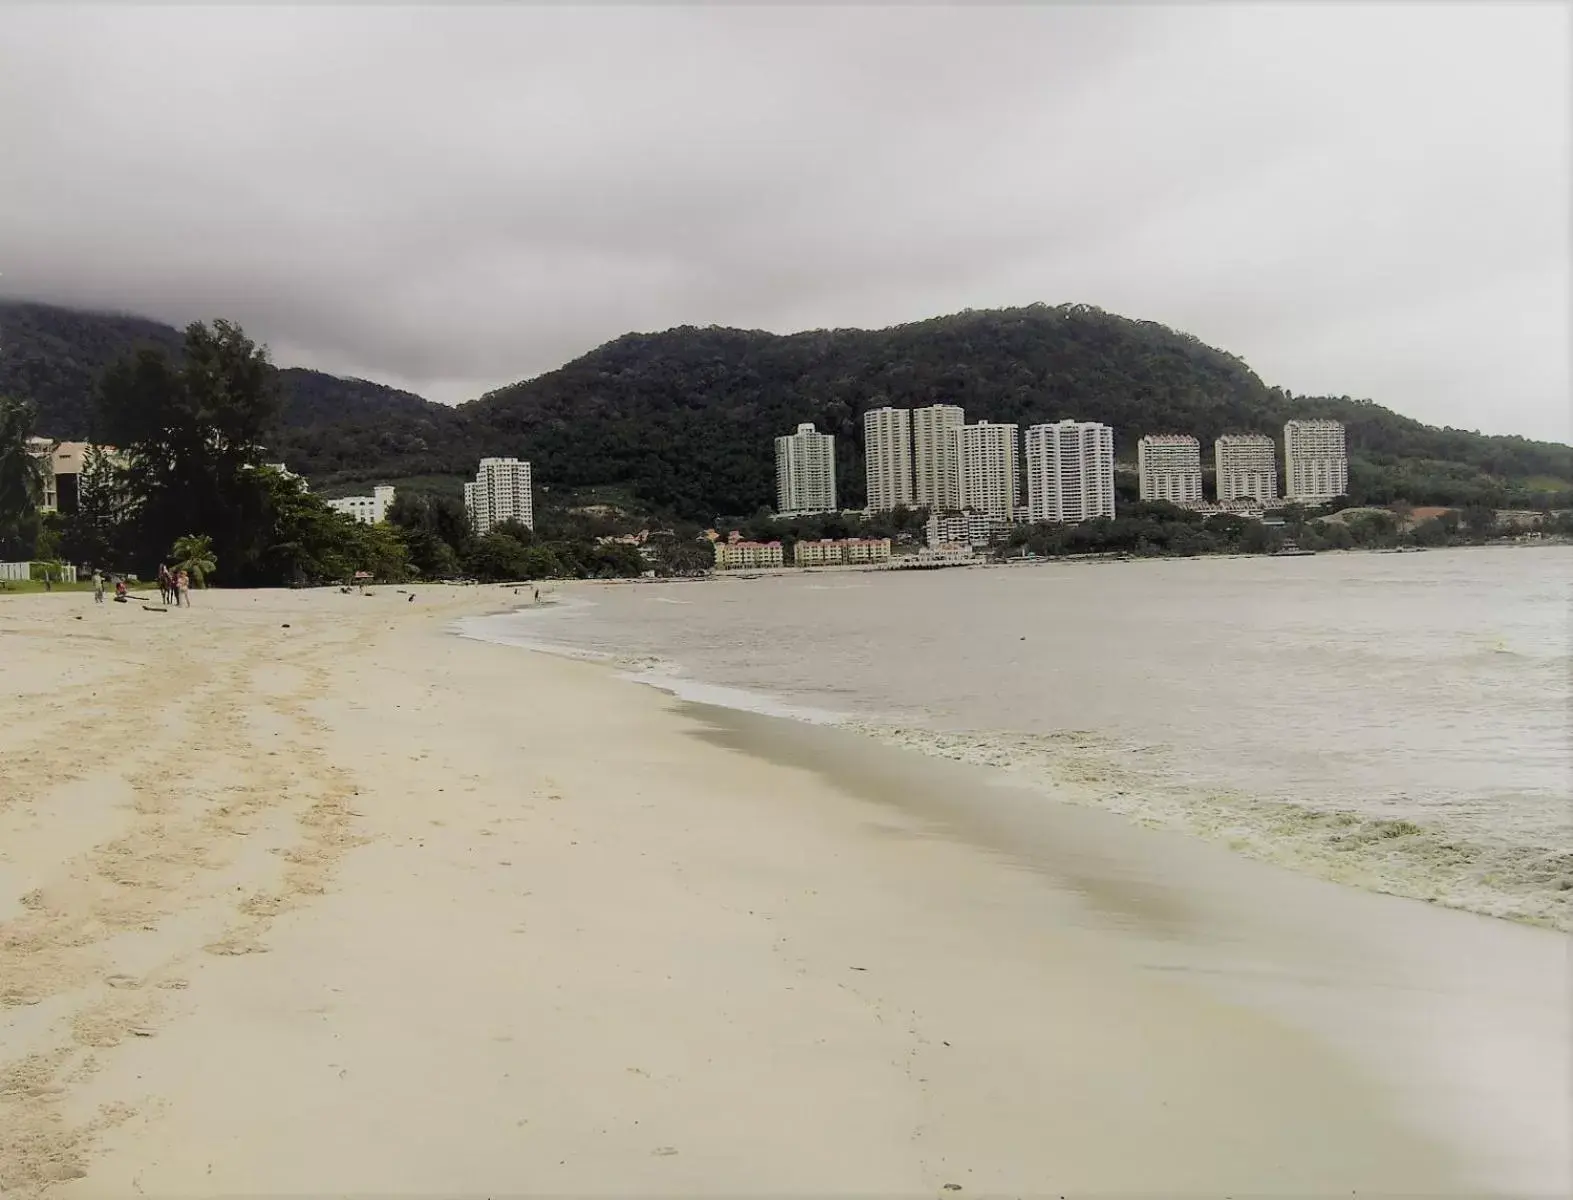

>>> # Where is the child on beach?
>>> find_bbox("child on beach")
[93,570,105,604]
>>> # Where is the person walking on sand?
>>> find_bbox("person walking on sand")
[93,570,104,604]
[176,569,190,607]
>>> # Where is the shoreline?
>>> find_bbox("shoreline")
[1,584,1565,1196]
[697,533,1570,581]
[463,556,1573,934]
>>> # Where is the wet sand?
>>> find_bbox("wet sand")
[0,584,1564,1196]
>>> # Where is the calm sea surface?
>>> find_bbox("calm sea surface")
[461,545,1572,928]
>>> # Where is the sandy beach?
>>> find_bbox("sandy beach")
[1,583,1566,1197]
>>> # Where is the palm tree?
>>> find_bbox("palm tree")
[0,397,49,558]
[170,533,217,587]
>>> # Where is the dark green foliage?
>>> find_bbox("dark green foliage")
[0,304,184,438]
[88,321,414,586]
[0,395,47,559]
[386,491,469,580]
[97,321,281,577]
[385,489,650,582]
[8,300,1569,523]
[995,496,1524,560]
[249,467,411,585]
[59,443,124,568]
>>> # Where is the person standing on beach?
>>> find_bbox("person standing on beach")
[176,569,190,607]
[93,570,104,604]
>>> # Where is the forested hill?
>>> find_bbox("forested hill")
[465,305,1570,515]
[4,299,1568,519]
[0,301,463,472]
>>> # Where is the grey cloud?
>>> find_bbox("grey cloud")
[1,4,1565,438]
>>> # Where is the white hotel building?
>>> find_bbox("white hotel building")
[1214,434,1279,505]
[464,457,534,535]
[1137,434,1203,505]
[1284,419,1349,504]
[912,403,965,511]
[952,421,1019,520]
[863,407,914,512]
[326,485,396,525]
[1024,420,1115,524]
[775,423,837,515]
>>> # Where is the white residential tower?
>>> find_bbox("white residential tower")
[1137,435,1203,505]
[464,458,534,535]
[863,407,914,512]
[1283,419,1349,504]
[952,422,1019,521]
[1024,420,1116,524]
[912,404,965,511]
[775,422,837,515]
[1214,434,1279,505]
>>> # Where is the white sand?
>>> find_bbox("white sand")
[0,584,1563,1196]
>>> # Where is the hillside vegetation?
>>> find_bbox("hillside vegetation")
[5,300,1567,521]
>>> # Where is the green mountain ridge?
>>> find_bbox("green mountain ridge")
[4,299,1567,520]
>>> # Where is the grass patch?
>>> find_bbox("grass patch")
[0,579,99,596]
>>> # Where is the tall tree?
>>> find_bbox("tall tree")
[97,320,281,576]
[60,443,125,568]
[0,396,48,560]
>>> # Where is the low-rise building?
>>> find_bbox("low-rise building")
[326,485,396,525]
[925,510,1008,549]
[714,538,784,570]
[26,439,128,515]
[793,537,893,567]
[919,543,976,565]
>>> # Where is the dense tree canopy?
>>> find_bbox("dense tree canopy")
[0,396,47,559]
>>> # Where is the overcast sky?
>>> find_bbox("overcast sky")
[1,4,1567,440]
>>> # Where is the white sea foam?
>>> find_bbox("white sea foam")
[621,668,849,725]
[846,722,1572,931]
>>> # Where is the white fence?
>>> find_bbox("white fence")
[0,562,80,583]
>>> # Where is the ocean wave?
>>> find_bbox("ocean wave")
[846,723,1573,931]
